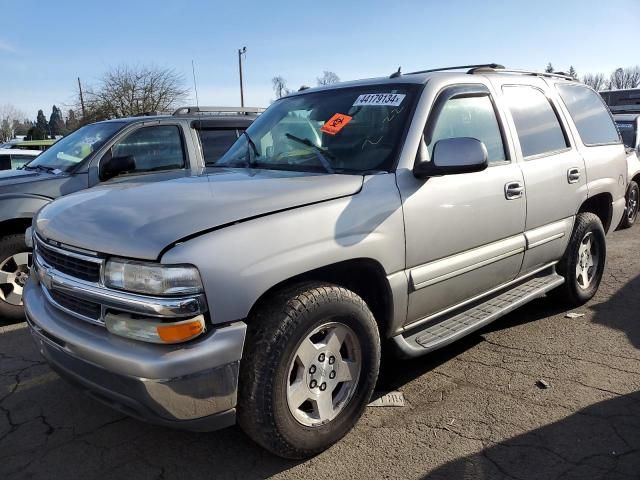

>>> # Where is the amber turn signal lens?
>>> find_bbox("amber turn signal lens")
[156,319,204,343]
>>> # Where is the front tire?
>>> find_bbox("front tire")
[237,283,380,459]
[0,234,31,322]
[550,212,606,307]
[619,181,639,229]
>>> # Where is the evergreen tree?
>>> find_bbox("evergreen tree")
[35,109,49,138]
[48,105,65,136]
[65,110,79,133]
[568,66,578,79]
[545,62,554,73]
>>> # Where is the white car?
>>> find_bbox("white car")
[0,149,41,171]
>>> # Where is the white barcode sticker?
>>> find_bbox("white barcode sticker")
[353,93,405,107]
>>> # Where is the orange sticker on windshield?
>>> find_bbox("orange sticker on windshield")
[320,113,352,135]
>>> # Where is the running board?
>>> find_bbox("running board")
[392,272,565,358]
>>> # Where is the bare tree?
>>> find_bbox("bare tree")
[608,67,640,90]
[82,65,189,119]
[317,71,340,86]
[0,104,26,142]
[582,73,607,91]
[272,76,289,99]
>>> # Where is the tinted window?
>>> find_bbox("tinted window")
[199,129,240,164]
[0,153,10,170]
[112,125,185,173]
[616,121,637,148]
[428,95,506,163]
[557,84,620,146]
[503,86,568,158]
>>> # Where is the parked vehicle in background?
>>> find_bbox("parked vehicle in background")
[600,88,640,228]
[0,106,260,321]
[24,65,626,459]
[4,139,59,151]
[0,149,40,171]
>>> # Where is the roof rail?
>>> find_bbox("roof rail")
[405,63,505,76]
[173,106,265,116]
[469,66,575,81]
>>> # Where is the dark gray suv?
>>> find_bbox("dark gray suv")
[0,107,260,321]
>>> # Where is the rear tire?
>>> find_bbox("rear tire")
[549,213,606,307]
[0,234,31,322]
[237,283,380,459]
[618,181,639,229]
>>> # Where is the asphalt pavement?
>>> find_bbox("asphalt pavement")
[1,226,639,479]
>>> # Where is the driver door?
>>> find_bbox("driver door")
[397,83,527,325]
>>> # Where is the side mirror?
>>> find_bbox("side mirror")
[100,153,135,181]
[414,137,488,178]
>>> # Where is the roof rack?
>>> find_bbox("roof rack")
[469,66,575,81]
[405,64,505,75]
[173,106,265,116]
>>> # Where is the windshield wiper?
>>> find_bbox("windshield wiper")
[284,133,335,174]
[23,165,57,173]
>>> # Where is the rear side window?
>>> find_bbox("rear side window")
[428,95,506,163]
[199,129,240,164]
[503,85,568,158]
[112,125,186,173]
[557,84,621,146]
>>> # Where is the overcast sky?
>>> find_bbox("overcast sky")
[1,0,638,119]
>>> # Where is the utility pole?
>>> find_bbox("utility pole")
[77,77,86,118]
[238,46,247,107]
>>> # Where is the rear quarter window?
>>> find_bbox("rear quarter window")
[557,84,621,146]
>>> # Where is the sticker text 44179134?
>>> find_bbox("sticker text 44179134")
[353,93,406,107]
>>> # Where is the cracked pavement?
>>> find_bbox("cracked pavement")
[1,226,640,479]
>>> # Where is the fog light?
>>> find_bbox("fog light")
[105,313,205,344]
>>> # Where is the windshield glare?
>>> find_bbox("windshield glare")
[26,122,124,172]
[214,85,418,173]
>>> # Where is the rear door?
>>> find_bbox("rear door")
[490,76,587,274]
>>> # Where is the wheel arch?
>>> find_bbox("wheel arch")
[246,258,395,338]
[578,193,613,233]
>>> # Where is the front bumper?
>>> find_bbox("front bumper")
[24,278,247,432]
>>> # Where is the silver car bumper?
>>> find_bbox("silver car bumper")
[24,277,247,432]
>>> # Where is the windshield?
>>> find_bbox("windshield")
[26,122,125,172]
[617,121,637,149]
[214,84,419,173]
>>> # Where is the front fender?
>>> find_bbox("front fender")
[161,174,406,324]
[0,193,52,224]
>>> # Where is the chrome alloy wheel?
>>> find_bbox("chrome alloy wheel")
[575,232,599,290]
[286,322,362,427]
[0,252,32,306]
[627,186,639,223]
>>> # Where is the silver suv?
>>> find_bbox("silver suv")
[24,64,627,459]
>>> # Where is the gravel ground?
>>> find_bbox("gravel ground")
[1,226,639,480]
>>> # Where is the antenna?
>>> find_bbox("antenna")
[191,60,200,108]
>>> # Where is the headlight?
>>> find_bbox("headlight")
[104,259,203,295]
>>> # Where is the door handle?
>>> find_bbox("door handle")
[567,168,581,184]
[505,181,524,200]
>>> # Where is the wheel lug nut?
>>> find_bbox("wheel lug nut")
[320,382,327,391]
[329,371,336,379]
[310,380,317,388]
[328,356,335,365]
[309,365,316,374]
[318,353,325,362]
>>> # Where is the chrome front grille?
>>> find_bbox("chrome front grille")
[36,240,102,283]
[49,289,102,321]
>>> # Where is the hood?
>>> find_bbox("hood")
[0,168,43,184]
[36,168,363,260]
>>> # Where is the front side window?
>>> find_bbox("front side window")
[557,84,620,146]
[428,95,506,163]
[199,129,241,164]
[111,125,185,173]
[503,86,568,158]
[25,122,124,172]
[214,84,419,173]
